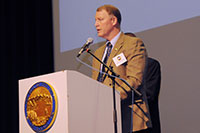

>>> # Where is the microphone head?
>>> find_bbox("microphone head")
[87,37,93,44]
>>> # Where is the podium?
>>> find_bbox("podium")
[19,70,122,133]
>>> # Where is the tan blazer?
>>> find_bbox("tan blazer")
[92,32,152,132]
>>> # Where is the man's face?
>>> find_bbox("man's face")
[95,10,114,39]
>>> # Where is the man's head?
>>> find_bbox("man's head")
[95,5,121,40]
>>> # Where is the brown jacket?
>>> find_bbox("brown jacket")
[92,32,152,132]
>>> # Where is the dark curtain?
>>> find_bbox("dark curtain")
[0,0,54,132]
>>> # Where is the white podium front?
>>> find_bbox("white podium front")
[19,70,122,133]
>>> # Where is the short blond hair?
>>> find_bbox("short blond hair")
[97,5,121,25]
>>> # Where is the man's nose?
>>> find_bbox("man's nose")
[95,21,99,27]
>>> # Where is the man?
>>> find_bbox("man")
[92,5,151,133]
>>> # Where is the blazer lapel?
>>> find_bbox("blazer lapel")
[95,43,106,70]
[107,33,124,67]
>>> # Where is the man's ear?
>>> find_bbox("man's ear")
[111,16,118,26]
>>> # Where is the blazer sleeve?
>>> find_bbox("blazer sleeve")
[116,37,147,99]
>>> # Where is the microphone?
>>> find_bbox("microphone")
[77,38,93,57]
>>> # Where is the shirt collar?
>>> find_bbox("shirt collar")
[107,31,121,48]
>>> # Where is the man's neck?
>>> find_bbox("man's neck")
[106,28,120,41]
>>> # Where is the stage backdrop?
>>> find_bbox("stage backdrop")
[53,0,200,132]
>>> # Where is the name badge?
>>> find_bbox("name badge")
[112,53,127,67]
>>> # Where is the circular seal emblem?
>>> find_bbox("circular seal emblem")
[24,82,58,132]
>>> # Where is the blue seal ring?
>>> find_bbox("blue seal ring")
[24,82,58,133]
